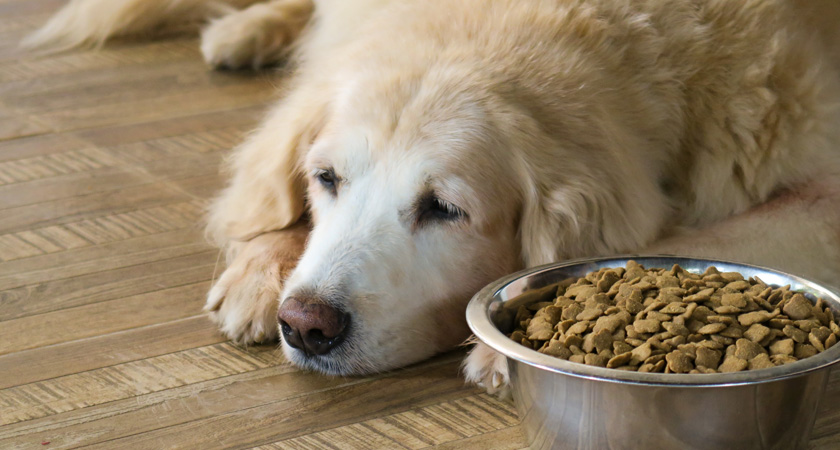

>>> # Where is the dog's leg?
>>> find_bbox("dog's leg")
[200,0,314,69]
[205,222,309,344]
[22,0,263,51]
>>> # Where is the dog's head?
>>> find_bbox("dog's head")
[210,8,672,374]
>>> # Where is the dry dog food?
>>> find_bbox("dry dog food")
[506,261,840,373]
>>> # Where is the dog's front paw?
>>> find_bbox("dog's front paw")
[200,3,298,69]
[205,266,281,345]
[463,340,511,399]
[205,228,308,345]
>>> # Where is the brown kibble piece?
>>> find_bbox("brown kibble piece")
[577,307,604,321]
[794,344,818,359]
[666,351,694,373]
[808,332,826,352]
[783,325,808,343]
[660,303,687,314]
[748,353,775,370]
[725,280,750,291]
[783,294,815,320]
[697,323,727,335]
[738,310,778,326]
[734,339,765,360]
[695,346,722,369]
[719,355,748,372]
[827,333,837,349]
[566,321,590,335]
[719,327,744,339]
[614,341,633,354]
[630,342,653,364]
[592,329,614,354]
[607,352,633,368]
[562,304,583,321]
[584,353,608,367]
[721,293,747,308]
[597,270,622,293]
[541,340,573,359]
[743,324,771,343]
[772,354,799,365]
[769,338,795,356]
[634,319,661,333]
[593,315,623,334]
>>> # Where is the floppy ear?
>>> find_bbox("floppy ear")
[516,130,672,267]
[207,79,329,247]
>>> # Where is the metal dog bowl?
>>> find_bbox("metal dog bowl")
[466,256,840,450]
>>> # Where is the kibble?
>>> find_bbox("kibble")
[506,261,840,373]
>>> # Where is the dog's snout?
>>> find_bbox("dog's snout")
[278,296,349,355]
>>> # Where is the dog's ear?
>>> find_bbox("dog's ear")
[516,133,671,267]
[207,80,330,247]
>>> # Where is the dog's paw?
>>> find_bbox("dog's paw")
[200,3,298,69]
[205,228,308,345]
[205,266,281,345]
[463,340,511,399]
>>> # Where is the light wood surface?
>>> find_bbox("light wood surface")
[0,1,837,449]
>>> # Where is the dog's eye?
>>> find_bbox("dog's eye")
[314,169,338,194]
[417,194,466,225]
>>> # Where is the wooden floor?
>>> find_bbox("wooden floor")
[0,1,838,449]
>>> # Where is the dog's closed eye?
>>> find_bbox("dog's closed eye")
[416,192,467,226]
[313,168,339,195]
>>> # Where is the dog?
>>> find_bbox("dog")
[28,0,840,394]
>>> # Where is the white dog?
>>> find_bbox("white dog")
[29,0,840,393]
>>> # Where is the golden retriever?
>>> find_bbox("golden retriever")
[28,0,840,393]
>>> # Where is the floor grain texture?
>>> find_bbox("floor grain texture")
[0,1,836,449]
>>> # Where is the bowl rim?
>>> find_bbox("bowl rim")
[466,255,840,387]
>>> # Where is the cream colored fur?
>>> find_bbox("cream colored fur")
[30,0,840,390]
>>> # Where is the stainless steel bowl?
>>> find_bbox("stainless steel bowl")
[466,256,840,450]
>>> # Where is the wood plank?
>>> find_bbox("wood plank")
[0,146,122,187]
[80,357,473,450]
[0,250,217,320]
[0,281,210,355]
[0,181,189,234]
[0,132,90,162]
[72,105,263,149]
[32,82,276,133]
[0,354,464,449]
[0,39,198,84]
[0,341,284,426]
[0,103,51,141]
[2,60,264,112]
[0,227,211,287]
[0,315,225,390]
[0,166,149,210]
[0,200,207,263]
[428,426,528,450]
[261,393,520,450]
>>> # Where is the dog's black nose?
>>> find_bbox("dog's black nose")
[278,296,349,355]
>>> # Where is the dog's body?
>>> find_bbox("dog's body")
[30,0,840,392]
